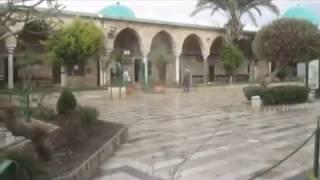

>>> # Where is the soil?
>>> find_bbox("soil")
[44,118,123,178]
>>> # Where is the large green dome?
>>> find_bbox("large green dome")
[99,2,135,19]
[282,6,320,25]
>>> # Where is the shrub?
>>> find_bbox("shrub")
[58,106,99,143]
[32,107,56,121]
[56,88,77,115]
[78,106,99,128]
[243,86,265,101]
[243,86,309,105]
[263,86,309,105]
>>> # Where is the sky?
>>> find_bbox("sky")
[54,0,320,31]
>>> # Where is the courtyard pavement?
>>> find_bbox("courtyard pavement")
[78,87,318,180]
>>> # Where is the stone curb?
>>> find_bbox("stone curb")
[53,125,129,180]
[260,102,320,112]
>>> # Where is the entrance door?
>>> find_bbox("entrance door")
[209,65,215,82]
[134,59,141,82]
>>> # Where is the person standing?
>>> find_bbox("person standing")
[123,69,131,87]
[182,69,192,92]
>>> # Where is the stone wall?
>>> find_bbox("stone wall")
[66,59,99,88]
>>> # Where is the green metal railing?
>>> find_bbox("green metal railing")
[314,118,320,178]
[249,117,320,180]
[0,160,16,179]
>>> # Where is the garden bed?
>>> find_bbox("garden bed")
[0,89,128,180]
[45,120,124,178]
[1,117,126,179]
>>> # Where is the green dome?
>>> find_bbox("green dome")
[282,6,320,25]
[99,2,135,19]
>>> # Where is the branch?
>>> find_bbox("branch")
[0,29,20,41]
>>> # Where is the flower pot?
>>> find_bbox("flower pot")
[126,84,135,95]
[153,85,166,93]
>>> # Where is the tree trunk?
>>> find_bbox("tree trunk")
[229,75,233,85]
[0,100,54,161]
[262,66,282,87]
[254,63,258,81]
[61,66,67,87]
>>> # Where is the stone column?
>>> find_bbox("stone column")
[143,51,149,84]
[203,55,209,84]
[7,45,15,89]
[268,62,272,74]
[100,49,112,87]
[99,58,104,87]
[175,52,181,84]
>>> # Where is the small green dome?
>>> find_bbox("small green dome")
[282,6,320,25]
[99,2,135,19]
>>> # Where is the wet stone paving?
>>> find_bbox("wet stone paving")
[78,87,317,180]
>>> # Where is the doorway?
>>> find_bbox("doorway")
[134,59,141,82]
[209,65,215,82]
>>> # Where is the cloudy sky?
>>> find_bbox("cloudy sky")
[55,0,320,31]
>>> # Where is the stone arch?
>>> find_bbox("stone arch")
[181,34,204,57]
[148,30,176,83]
[149,30,176,54]
[206,36,226,82]
[210,36,225,57]
[113,27,143,57]
[112,27,144,84]
[180,34,206,84]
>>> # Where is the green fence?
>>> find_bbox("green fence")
[0,160,16,179]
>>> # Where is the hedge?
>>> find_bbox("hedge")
[243,86,309,105]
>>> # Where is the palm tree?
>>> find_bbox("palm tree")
[192,0,279,43]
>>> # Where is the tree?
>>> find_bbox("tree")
[235,34,257,80]
[0,0,60,42]
[192,0,279,43]
[252,18,320,86]
[46,18,104,86]
[0,98,55,161]
[0,0,60,162]
[149,47,174,83]
[222,44,244,84]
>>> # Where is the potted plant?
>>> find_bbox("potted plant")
[153,81,166,93]
[126,83,135,95]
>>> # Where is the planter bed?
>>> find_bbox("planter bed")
[1,119,128,180]
[47,120,127,180]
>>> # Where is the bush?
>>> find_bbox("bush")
[243,86,309,105]
[78,106,99,128]
[243,86,265,101]
[31,107,56,121]
[56,88,77,115]
[58,106,99,143]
